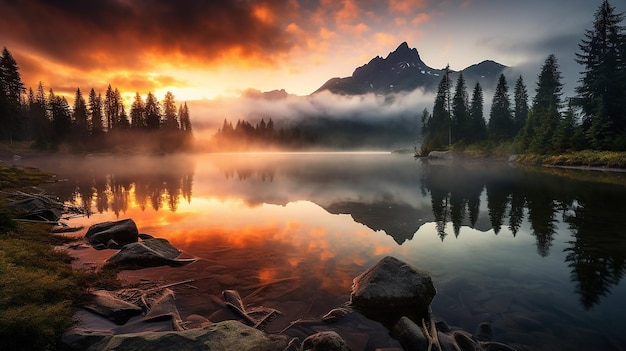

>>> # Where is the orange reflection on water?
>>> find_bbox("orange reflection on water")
[65,171,399,319]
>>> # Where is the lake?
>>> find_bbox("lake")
[25,152,626,350]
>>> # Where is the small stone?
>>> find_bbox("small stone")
[302,331,350,351]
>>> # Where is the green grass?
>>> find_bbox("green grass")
[534,150,626,169]
[0,164,122,351]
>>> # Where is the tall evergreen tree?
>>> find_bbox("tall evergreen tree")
[88,88,104,135]
[144,92,161,130]
[179,102,192,133]
[488,74,513,141]
[113,88,127,128]
[513,75,529,135]
[520,54,564,154]
[452,72,469,142]
[0,47,25,141]
[468,82,487,143]
[72,88,89,139]
[49,89,71,145]
[130,92,145,129]
[162,91,179,130]
[31,82,50,148]
[104,85,116,131]
[421,65,451,153]
[575,0,626,150]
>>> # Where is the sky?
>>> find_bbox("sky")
[0,0,619,133]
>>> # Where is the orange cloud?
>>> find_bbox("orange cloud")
[412,13,431,25]
[389,0,427,13]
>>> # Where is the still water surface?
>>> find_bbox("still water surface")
[28,152,626,350]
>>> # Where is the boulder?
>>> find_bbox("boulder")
[301,331,350,351]
[105,238,196,270]
[87,320,289,351]
[83,290,143,325]
[85,219,139,249]
[350,256,436,317]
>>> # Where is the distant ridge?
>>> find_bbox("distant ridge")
[314,42,507,95]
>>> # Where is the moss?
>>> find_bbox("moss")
[0,163,122,350]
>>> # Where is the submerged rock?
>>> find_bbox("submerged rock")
[350,256,436,321]
[85,218,139,250]
[87,320,289,351]
[301,331,350,351]
[83,290,143,325]
[105,238,196,270]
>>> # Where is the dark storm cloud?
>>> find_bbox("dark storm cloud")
[0,0,294,70]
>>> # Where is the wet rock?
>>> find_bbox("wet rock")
[83,290,143,325]
[350,256,436,318]
[391,316,430,351]
[61,328,113,351]
[301,331,350,351]
[105,238,196,270]
[88,320,289,351]
[142,288,183,330]
[476,322,494,341]
[85,218,139,250]
[322,306,353,323]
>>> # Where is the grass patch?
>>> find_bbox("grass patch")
[0,164,122,350]
[0,161,53,188]
[518,150,626,169]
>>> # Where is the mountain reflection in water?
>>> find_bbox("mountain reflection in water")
[27,152,626,350]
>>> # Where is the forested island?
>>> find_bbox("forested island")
[420,0,626,167]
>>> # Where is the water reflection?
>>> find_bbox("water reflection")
[419,160,626,309]
[20,153,626,349]
[31,155,194,216]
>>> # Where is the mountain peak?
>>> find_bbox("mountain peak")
[314,42,506,95]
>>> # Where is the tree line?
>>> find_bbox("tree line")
[421,0,626,155]
[212,118,316,150]
[0,48,193,153]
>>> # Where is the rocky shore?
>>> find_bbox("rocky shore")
[61,218,520,351]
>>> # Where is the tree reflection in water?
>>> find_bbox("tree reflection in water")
[419,160,626,309]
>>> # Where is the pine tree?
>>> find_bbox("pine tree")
[72,88,89,139]
[521,54,564,154]
[0,47,25,141]
[179,102,192,133]
[421,65,451,153]
[130,92,145,129]
[468,82,487,143]
[488,74,513,141]
[513,75,529,135]
[88,88,104,135]
[31,82,50,149]
[145,92,161,130]
[162,91,179,130]
[452,73,469,143]
[575,0,626,149]
[49,89,71,145]
[104,85,116,131]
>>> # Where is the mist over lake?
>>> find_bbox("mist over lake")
[20,152,626,351]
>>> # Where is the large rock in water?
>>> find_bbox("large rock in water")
[350,256,436,322]
[87,320,289,351]
[85,218,139,249]
[105,238,196,270]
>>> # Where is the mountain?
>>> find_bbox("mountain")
[314,42,507,95]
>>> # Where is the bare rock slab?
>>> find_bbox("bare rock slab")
[105,238,196,270]
[85,218,139,249]
[88,320,289,351]
[350,256,436,320]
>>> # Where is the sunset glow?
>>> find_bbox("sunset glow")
[1,1,616,139]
